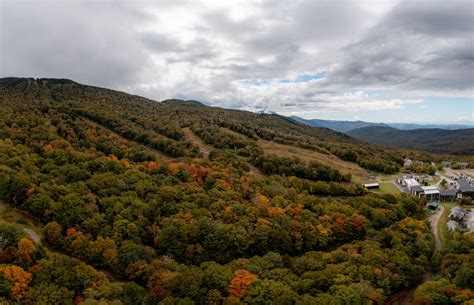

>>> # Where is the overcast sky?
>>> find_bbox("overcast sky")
[1,0,473,124]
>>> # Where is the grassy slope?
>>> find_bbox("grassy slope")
[377,182,402,195]
[258,139,368,178]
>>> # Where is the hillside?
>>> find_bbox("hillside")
[290,116,387,132]
[348,126,474,155]
[0,77,466,304]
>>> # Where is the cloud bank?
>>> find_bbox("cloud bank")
[1,0,473,118]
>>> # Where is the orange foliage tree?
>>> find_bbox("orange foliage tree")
[228,269,258,298]
[0,265,32,301]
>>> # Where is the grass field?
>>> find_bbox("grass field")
[438,202,457,246]
[376,182,402,195]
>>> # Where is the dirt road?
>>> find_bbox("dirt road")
[429,206,444,251]
[23,228,41,244]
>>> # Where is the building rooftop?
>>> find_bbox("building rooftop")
[363,183,379,188]
[405,178,420,188]
[412,185,424,192]
[440,189,457,196]
[424,189,440,195]
[422,186,438,191]
[458,179,474,192]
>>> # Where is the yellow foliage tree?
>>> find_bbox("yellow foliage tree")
[17,237,36,263]
[0,265,32,301]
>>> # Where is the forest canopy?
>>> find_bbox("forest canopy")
[0,78,472,304]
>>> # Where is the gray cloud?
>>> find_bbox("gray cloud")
[328,0,474,94]
[1,0,472,119]
[0,0,152,87]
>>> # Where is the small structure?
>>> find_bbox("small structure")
[363,182,379,190]
[404,158,413,166]
[459,162,469,169]
[441,161,452,168]
[439,189,457,202]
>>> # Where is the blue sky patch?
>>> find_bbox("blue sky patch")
[279,71,327,83]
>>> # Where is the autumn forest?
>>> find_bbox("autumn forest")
[0,78,472,304]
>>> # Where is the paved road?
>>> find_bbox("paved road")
[429,206,444,251]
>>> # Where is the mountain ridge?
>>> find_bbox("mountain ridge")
[291,115,474,132]
[347,125,474,155]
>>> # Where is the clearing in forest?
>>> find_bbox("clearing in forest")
[258,140,368,178]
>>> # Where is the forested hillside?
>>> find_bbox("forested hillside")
[0,78,472,304]
[348,126,474,155]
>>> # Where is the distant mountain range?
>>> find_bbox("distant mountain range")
[291,116,474,155]
[290,117,387,132]
[388,123,474,130]
[346,126,474,155]
[291,116,473,133]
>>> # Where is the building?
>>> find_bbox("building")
[423,189,440,201]
[411,185,424,197]
[441,161,452,168]
[440,189,457,202]
[403,178,421,190]
[457,179,474,199]
[404,158,413,166]
[363,183,379,190]
[459,162,469,169]
[417,186,440,201]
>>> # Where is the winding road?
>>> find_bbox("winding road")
[0,200,42,245]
